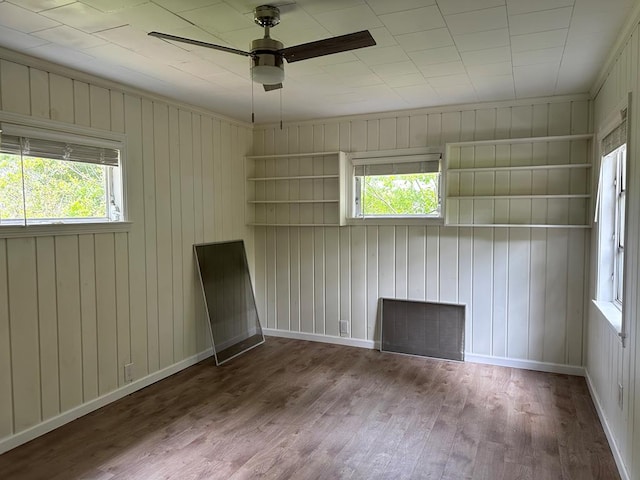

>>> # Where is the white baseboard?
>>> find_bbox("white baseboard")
[0,348,214,455]
[263,328,378,349]
[215,327,259,352]
[464,353,585,376]
[263,329,585,376]
[584,371,630,480]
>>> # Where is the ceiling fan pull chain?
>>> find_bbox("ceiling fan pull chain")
[251,79,255,124]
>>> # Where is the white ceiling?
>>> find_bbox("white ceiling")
[0,0,635,123]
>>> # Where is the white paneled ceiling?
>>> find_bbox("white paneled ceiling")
[0,0,635,122]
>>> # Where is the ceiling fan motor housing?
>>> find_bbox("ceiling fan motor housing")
[254,5,281,28]
[251,37,284,85]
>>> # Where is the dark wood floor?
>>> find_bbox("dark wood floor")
[0,338,619,479]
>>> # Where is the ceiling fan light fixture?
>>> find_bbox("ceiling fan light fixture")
[252,63,285,85]
[251,36,284,85]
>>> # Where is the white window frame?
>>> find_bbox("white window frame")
[613,145,626,307]
[593,102,628,337]
[0,111,129,238]
[347,147,445,226]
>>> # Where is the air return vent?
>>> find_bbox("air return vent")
[380,298,465,361]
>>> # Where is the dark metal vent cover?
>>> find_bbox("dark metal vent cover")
[380,298,465,361]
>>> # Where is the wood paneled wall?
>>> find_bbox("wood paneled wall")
[253,98,591,367]
[589,25,640,480]
[0,58,252,443]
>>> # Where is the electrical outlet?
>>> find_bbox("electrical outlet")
[618,383,624,409]
[124,363,134,383]
[339,320,349,337]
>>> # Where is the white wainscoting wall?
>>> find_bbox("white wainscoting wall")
[587,23,640,480]
[252,97,591,370]
[0,50,253,452]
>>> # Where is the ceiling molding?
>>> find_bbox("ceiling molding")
[591,0,640,99]
[254,93,592,130]
[0,45,253,130]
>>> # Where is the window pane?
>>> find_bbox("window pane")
[617,249,624,303]
[620,145,626,191]
[618,191,625,248]
[358,172,440,216]
[22,155,108,222]
[0,153,26,225]
[613,144,626,305]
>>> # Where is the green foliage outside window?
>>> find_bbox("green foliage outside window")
[0,154,107,221]
[359,173,440,216]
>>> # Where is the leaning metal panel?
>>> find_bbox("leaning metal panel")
[380,298,465,361]
[194,240,265,365]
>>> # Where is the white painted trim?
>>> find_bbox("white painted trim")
[263,328,378,349]
[592,299,623,334]
[0,348,214,455]
[446,133,593,148]
[254,94,592,129]
[246,151,342,159]
[584,370,630,480]
[0,46,252,129]
[263,329,585,376]
[0,221,132,239]
[344,217,445,227]
[349,146,443,161]
[213,328,260,353]
[464,353,585,376]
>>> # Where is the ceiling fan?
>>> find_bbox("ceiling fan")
[149,4,376,92]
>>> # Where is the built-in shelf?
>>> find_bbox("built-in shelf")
[245,151,348,227]
[445,134,594,228]
[247,174,339,181]
[247,223,337,227]
[446,163,592,173]
[447,224,591,229]
[248,199,339,204]
[246,151,342,159]
[448,194,591,200]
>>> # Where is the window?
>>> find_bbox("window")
[350,149,442,219]
[595,112,627,327]
[0,123,123,226]
[613,144,626,306]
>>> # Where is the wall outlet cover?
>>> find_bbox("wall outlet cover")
[124,363,134,383]
[340,320,349,336]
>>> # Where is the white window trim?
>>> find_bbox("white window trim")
[346,147,445,226]
[0,110,129,238]
[613,146,625,307]
[593,98,628,338]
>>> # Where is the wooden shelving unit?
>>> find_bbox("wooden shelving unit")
[245,151,348,227]
[444,134,593,228]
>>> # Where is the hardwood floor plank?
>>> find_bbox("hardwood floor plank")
[0,338,620,480]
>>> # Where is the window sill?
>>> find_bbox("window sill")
[346,216,445,226]
[592,299,622,333]
[0,221,132,239]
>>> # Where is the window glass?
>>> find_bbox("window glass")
[614,145,626,305]
[352,154,442,218]
[356,172,440,217]
[0,130,122,226]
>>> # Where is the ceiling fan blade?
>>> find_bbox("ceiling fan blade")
[263,83,283,92]
[148,31,250,57]
[280,30,376,63]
